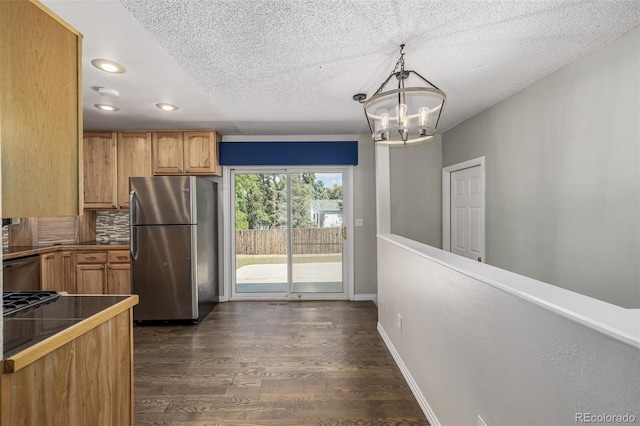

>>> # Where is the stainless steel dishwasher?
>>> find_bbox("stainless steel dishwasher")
[3,255,41,291]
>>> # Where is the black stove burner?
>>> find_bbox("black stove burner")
[3,291,60,317]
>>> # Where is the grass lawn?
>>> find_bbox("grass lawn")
[235,254,342,269]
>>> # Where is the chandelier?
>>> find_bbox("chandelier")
[354,44,446,145]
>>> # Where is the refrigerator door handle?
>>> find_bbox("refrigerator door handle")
[130,226,139,261]
[129,190,138,225]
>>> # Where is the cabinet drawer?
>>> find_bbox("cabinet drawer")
[108,250,130,263]
[76,251,107,264]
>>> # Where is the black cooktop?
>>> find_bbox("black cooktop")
[3,291,60,317]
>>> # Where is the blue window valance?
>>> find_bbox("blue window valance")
[219,141,358,166]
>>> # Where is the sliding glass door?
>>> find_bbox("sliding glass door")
[232,168,349,299]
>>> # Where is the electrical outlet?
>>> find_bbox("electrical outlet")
[478,415,489,426]
[397,313,402,332]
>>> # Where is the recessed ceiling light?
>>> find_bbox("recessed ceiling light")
[96,87,120,98]
[91,59,126,74]
[156,103,179,111]
[95,104,119,112]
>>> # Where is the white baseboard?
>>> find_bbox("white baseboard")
[377,322,440,426]
[353,293,377,305]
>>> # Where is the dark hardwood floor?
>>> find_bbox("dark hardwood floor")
[134,301,429,426]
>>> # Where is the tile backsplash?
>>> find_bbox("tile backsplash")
[2,210,130,247]
[96,210,130,243]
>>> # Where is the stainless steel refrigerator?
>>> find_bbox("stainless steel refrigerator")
[129,176,218,322]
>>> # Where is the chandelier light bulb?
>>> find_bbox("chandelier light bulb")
[380,113,390,140]
[396,103,408,125]
[380,113,390,129]
[401,116,409,141]
[418,107,430,126]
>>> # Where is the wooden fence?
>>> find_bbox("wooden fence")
[235,228,342,255]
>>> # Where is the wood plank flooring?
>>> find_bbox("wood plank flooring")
[134,301,429,426]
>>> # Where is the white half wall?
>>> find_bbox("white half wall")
[377,234,640,426]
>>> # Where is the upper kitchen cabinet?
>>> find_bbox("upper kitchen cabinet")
[118,132,152,209]
[152,131,221,176]
[152,132,184,174]
[83,132,117,209]
[0,0,82,218]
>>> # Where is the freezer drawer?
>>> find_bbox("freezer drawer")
[131,225,197,320]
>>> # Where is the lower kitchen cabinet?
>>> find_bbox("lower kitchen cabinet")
[40,251,76,293]
[107,250,131,294]
[60,251,77,293]
[1,296,137,426]
[40,251,59,291]
[75,250,131,295]
[76,263,107,294]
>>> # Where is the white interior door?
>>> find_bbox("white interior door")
[450,165,484,261]
[443,158,485,263]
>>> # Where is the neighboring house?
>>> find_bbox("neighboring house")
[310,200,342,228]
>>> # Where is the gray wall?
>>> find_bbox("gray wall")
[390,135,442,247]
[442,28,639,308]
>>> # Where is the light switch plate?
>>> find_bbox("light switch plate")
[355,218,364,228]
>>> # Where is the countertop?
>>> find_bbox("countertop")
[2,294,138,371]
[2,242,130,260]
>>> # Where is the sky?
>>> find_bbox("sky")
[316,173,342,188]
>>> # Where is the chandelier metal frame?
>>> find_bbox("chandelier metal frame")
[358,44,446,145]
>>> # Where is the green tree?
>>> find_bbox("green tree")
[290,173,315,228]
[312,179,328,200]
[235,174,266,230]
[327,184,342,200]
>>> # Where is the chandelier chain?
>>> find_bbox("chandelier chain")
[393,44,406,74]
[374,44,406,96]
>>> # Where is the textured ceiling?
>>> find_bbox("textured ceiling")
[44,0,640,136]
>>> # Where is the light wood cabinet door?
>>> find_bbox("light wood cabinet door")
[183,131,219,175]
[40,252,60,291]
[60,251,77,294]
[76,264,106,294]
[0,1,82,217]
[118,132,152,208]
[83,132,117,209]
[152,132,184,174]
[41,251,77,294]
[108,263,131,294]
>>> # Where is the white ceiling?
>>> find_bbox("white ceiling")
[43,0,640,136]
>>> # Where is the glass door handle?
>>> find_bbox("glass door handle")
[341,226,347,240]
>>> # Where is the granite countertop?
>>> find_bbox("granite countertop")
[3,294,137,363]
[2,242,130,260]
